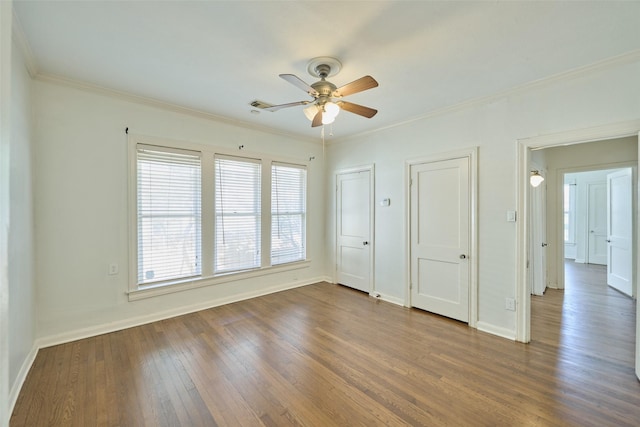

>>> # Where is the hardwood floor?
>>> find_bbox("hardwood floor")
[11,269,640,426]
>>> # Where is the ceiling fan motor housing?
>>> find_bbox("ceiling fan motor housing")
[311,79,337,106]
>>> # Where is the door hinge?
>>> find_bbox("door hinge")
[409,282,413,290]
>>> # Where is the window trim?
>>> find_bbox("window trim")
[128,134,310,300]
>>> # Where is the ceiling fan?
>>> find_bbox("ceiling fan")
[251,57,378,127]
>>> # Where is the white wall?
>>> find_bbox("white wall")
[326,57,640,338]
[33,79,326,343]
[8,32,36,410]
[0,2,12,425]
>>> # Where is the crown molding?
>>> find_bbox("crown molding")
[35,73,319,144]
[11,10,37,77]
[332,49,640,145]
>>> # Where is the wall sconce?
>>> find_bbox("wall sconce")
[530,170,544,187]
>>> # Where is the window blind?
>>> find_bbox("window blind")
[215,156,261,273]
[137,147,202,285]
[271,163,306,265]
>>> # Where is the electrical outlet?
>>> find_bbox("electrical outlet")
[108,263,119,275]
[505,298,516,311]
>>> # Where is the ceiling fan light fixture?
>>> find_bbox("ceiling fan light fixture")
[303,104,319,121]
[259,57,378,130]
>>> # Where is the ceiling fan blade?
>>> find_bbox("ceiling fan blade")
[338,101,378,118]
[262,101,310,112]
[311,110,323,127]
[333,75,378,97]
[280,74,319,97]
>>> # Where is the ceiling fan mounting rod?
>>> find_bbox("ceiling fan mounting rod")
[314,63,332,79]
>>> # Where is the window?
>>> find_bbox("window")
[271,163,306,265]
[130,136,308,297]
[136,146,202,285]
[215,156,261,273]
[564,182,576,244]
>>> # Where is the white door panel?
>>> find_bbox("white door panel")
[587,183,607,265]
[607,169,632,296]
[337,169,372,293]
[410,157,469,322]
[531,170,547,296]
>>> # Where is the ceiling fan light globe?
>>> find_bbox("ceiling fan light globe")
[324,101,340,117]
[321,113,335,125]
[303,104,319,121]
[530,171,544,187]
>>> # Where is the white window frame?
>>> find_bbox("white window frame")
[128,134,310,300]
[564,181,577,244]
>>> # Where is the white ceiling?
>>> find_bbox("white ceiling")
[13,1,640,141]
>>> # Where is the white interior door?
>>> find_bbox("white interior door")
[410,157,469,322]
[587,182,607,265]
[531,172,547,295]
[336,169,372,293]
[607,168,632,296]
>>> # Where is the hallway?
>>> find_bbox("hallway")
[532,259,636,368]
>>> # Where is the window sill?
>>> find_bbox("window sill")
[128,260,311,301]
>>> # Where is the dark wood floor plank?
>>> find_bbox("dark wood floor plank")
[11,260,640,426]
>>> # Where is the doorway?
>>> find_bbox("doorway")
[517,124,639,379]
[562,168,633,295]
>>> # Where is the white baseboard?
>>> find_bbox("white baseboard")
[8,343,38,419]
[370,291,405,307]
[476,321,517,341]
[38,277,326,349]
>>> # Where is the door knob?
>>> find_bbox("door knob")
[363,241,369,246]
[459,254,466,259]
[542,243,548,247]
